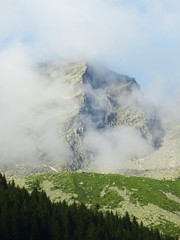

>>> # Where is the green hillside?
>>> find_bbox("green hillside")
[14,172,180,237]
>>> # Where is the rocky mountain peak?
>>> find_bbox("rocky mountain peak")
[1,61,165,174]
[37,61,163,170]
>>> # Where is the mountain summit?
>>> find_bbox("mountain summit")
[37,62,163,170]
[1,62,166,175]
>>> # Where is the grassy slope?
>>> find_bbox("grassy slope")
[14,172,180,237]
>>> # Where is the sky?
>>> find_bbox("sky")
[0,0,180,169]
[0,0,180,97]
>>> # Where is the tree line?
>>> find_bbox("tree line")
[0,173,178,240]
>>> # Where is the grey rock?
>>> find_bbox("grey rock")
[1,61,165,175]
[38,62,163,170]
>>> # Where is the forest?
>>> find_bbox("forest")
[0,173,178,240]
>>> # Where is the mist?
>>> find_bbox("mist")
[0,44,77,166]
[0,0,180,171]
[84,126,152,173]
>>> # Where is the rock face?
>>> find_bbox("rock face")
[38,62,163,170]
[0,61,165,176]
[130,121,180,179]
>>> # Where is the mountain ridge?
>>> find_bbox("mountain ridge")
[38,61,163,170]
[1,61,179,177]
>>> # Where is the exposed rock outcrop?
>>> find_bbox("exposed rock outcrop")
[38,62,164,170]
[0,61,165,175]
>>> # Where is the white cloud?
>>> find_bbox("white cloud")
[84,126,151,172]
[0,0,180,169]
[1,0,180,76]
[0,43,76,165]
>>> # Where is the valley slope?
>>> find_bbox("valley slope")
[13,172,180,237]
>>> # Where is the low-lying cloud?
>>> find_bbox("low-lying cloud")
[0,44,76,166]
[0,0,180,170]
[84,126,152,173]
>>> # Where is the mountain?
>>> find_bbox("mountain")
[1,61,179,177]
[37,61,163,170]
[130,121,180,179]
[2,62,180,238]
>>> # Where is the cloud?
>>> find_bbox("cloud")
[0,43,77,165]
[84,126,152,173]
[0,0,179,170]
[1,0,180,93]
